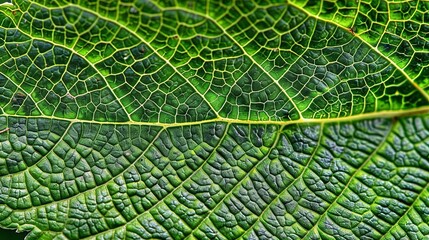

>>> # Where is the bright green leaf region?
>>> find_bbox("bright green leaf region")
[1,0,429,239]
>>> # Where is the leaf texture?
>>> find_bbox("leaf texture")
[0,0,429,239]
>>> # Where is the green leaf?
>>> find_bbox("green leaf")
[1,0,429,239]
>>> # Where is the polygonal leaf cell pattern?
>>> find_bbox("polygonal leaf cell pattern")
[0,0,429,240]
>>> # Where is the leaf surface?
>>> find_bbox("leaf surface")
[1,0,429,239]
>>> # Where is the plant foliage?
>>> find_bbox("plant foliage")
[1,0,429,239]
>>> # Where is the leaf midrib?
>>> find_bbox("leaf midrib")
[1,1,428,239]
[1,106,429,127]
